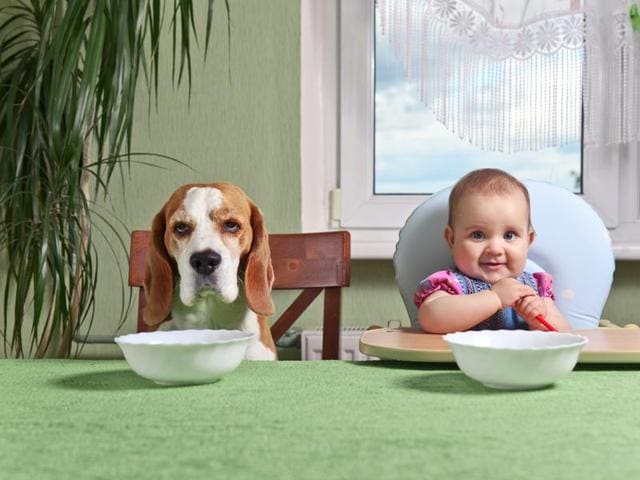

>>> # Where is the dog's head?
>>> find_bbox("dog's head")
[143,183,275,328]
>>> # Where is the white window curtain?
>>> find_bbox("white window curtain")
[378,0,640,152]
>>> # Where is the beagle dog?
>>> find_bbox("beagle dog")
[143,183,277,360]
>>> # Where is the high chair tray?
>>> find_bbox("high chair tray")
[359,327,640,364]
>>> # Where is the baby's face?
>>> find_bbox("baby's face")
[445,191,533,284]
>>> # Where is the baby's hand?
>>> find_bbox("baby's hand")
[491,278,537,309]
[514,295,549,329]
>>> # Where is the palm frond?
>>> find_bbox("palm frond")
[0,0,221,357]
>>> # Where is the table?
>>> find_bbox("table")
[2,360,640,479]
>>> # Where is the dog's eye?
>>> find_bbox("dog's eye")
[223,221,240,233]
[173,222,191,236]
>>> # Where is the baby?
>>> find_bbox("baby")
[415,168,571,333]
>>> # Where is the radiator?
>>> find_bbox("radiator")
[300,327,379,361]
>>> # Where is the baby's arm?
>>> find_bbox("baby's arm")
[418,289,502,333]
[515,296,571,332]
[418,277,537,333]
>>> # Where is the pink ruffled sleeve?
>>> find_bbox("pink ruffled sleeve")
[533,272,556,300]
[414,270,463,308]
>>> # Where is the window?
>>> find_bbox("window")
[374,10,582,195]
[301,0,640,259]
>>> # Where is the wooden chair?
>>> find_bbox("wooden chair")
[128,230,351,359]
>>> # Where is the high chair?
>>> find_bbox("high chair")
[393,180,615,329]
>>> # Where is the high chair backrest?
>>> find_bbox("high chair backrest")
[393,180,615,329]
[129,230,351,359]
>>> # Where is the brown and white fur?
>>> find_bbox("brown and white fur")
[143,183,277,360]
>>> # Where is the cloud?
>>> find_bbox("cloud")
[374,14,583,153]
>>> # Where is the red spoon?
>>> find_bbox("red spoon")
[535,314,557,332]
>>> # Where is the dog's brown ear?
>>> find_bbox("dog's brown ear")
[244,202,275,316]
[143,207,174,327]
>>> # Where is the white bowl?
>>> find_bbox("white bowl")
[443,330,588,390]
[115,329,256,386]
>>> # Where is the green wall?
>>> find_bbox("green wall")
[4,0,635,357]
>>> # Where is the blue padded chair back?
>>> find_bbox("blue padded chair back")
[393,180,615,329]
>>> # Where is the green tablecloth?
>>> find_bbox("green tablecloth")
[2,360,640,479]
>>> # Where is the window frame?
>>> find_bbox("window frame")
[301,0,640,260]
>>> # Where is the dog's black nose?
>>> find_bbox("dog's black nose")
[189,250,221,276]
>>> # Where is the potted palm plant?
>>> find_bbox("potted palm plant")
[0,0,223,357]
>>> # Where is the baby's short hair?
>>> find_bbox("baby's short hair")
[448,168,532,227]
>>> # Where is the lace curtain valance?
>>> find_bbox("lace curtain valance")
[378,0,640,152]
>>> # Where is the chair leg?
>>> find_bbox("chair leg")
[322,287,341,360]
[136,288,151,333]
[270,288,322,342]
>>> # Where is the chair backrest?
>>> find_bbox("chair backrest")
[128,230,351,359]
[394,180,615,329]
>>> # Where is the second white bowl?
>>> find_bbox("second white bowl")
[443,330,588,390]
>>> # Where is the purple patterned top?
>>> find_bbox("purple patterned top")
[414,269,556,330]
